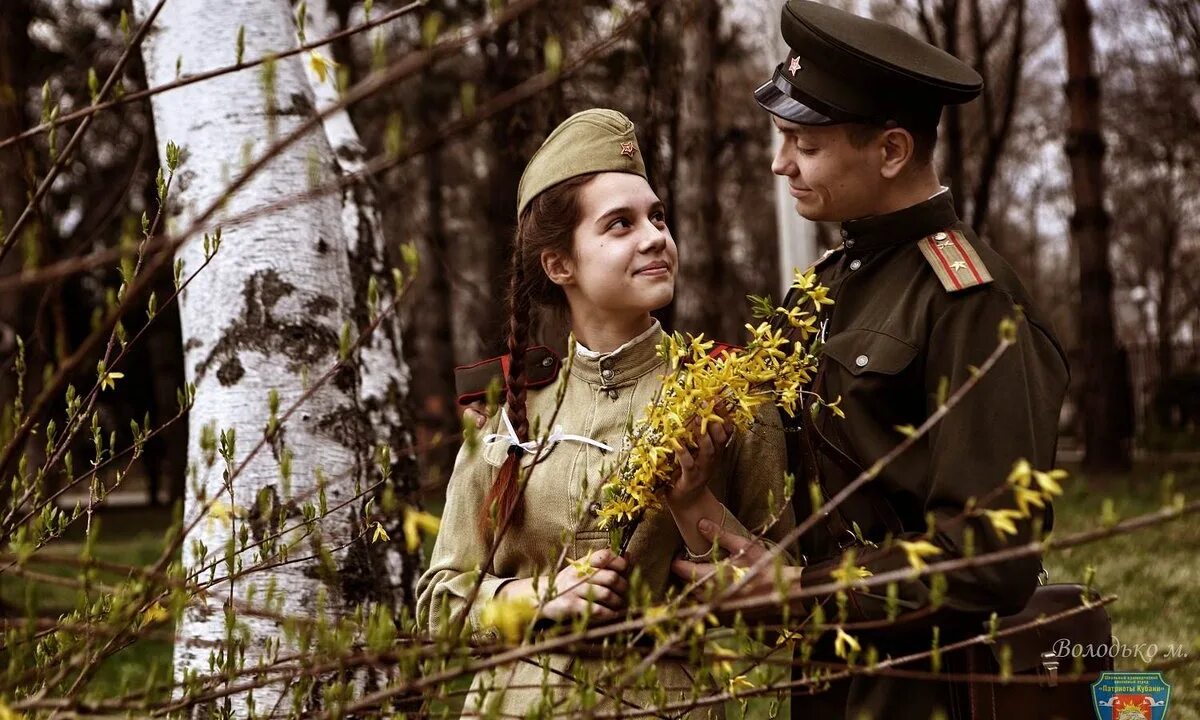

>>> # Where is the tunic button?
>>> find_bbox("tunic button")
[934,231,948,240]
[840,228,849,239]
[541,357,553,367]
[844,239,856,249]
[601,369,614,379]
[589,501,602,516]
[606,389,619,400]
[855,354,869,368]
[849,259,862,271]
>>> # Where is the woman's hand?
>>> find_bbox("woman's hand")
[661,411,735,556]
[664,411,733,509]
[503,548,630,622]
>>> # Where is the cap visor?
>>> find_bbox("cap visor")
[754,80,837,126]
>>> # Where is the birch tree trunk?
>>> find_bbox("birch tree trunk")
[134,0,404,713]
[294,0,421,610]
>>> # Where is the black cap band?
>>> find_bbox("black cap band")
[755,1,981,129]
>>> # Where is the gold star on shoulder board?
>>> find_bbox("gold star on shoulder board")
[950,260,968,271]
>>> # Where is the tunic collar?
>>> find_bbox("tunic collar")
[571,319,664,388]
[838,188,959,257]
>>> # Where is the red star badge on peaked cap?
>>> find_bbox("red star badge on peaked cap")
[788,56,802,76]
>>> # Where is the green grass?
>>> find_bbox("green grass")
[1044,461,1200,719]
[3,507,177,702]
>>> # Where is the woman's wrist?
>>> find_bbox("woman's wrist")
[497,577,537,603]
[667,490,726,555]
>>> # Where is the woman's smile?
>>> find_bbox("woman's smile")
[633,260,671,277]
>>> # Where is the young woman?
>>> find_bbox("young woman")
[416,109,794,717]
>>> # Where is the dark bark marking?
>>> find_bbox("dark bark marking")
[315,405,371,452]
[305,294,337,317]
[192,269,340,383]
[216,356,244,386]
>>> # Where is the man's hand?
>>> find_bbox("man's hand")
[463,400,489,429]
[671,518,801,598]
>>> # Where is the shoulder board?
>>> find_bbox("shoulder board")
[708,341,741,358]
[916,229,994,292]
[454,346,561,406]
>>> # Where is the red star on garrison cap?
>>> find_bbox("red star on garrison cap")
[620,141,636,157]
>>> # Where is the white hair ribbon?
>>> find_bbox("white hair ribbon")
[482,408,613,455]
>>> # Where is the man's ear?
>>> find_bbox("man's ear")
[542,249,574,287]
[879,127,915,179]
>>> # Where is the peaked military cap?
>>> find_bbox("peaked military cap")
[516,108,647,216]
[755,0,983,127]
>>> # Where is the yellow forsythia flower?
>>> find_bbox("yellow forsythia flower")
[141,602,170,625]
[1013,486,1046,516]
[402,507,440,552]
[209,501,233,522]
[831,564,874,585]
[728,675,756,696]
[1032,469,1067,497]
[308,50,338,84]
[598,279,832,532]
[1006,459,1033,487]
[480,596,537,643]
[896,539,942,573]
[834,627,861,659]
[984,509,1025,537]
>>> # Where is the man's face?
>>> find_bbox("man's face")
[770,117,884,222]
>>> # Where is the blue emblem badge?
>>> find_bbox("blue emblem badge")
[1091,672,1171,720]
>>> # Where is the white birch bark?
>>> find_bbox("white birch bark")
[134,0,386,714]
[294,0,420,609]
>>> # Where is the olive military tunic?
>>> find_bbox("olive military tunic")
[417,321,796,718]
[784,191,1069,719]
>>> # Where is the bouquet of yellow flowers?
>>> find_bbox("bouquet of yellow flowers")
[598,269,836,549]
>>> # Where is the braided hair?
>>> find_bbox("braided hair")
[479,174,596,536]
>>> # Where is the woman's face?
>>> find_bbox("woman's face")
[543,172,677,319]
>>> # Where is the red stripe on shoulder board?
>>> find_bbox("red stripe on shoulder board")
[925,237,963,290]
[948,231,985,285]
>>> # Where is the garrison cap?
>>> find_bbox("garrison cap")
[755,0,982,127]
[517,108,647,216]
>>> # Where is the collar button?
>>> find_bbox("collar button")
[844,239,856,249]
[601,369,615,379]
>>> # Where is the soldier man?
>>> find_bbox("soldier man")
[671,2,1070,718]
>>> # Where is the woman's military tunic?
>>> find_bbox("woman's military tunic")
[417,322,795,717]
